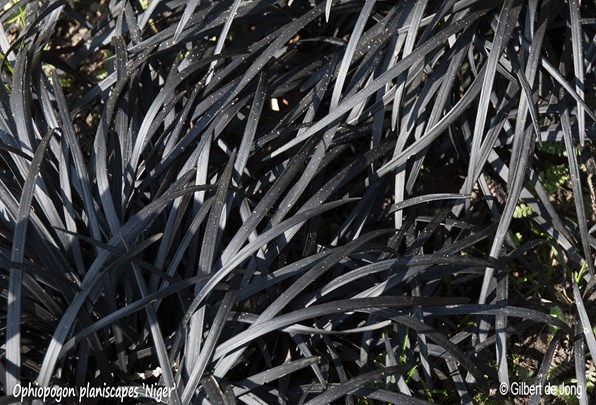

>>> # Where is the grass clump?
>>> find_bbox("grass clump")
[0,1,595,404]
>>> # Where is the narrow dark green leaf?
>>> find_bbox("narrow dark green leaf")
[572,278,596,362]
[528,330,565,405]
[6,129,55,392]
[568,0,586,145]
[233,356,321,397]
[305,365,409,405]
[213,296,468,361]
[386,194,470,214]
[561,106,594,276]
[330,0,376,110]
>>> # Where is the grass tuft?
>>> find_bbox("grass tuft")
[0,0,595,404]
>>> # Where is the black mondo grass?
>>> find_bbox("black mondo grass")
[0,1,595,404]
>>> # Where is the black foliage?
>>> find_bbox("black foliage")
[0,0,595,404]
